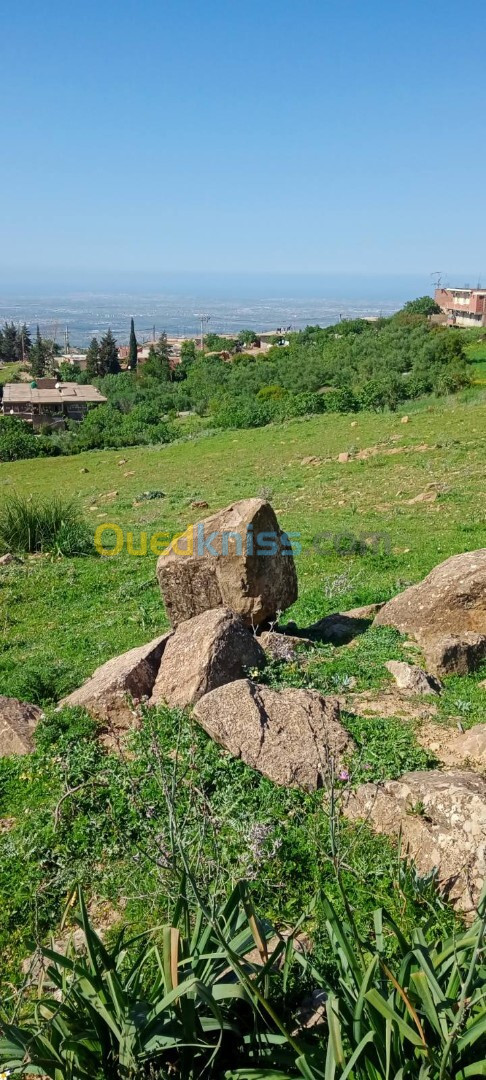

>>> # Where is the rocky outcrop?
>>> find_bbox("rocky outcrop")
[194,679,353,789]
[60,633,172,728]
[375,550,486,674]
[150,608,265,708]
[344,769,486,914]
[0,696,43,756]
[385,660,442,695]
[156,498,298,628]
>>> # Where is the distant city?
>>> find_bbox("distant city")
[0,290,404,348]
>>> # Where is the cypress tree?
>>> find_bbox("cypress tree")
[30,325,47,379]
[86,337,100,379]
[98,329,120,376]
[128,318,138,371]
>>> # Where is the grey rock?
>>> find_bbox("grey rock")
[151,608,265,708]
[156,497,298,628]
[194,679,353,790]
[385,660,442,694]
[60,633,172,729]
[344,769,486,915]
[0,696,43,756]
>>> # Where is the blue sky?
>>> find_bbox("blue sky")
[1,0,485,284]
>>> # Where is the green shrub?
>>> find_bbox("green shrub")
[0,416,45,462]
[0,494,92,555]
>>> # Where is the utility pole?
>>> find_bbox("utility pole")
[194,312,210,351]
[64,325,70,356]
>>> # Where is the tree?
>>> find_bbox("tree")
[98,329,120,376]
[238,329,257,346]
[177,338,197,378]
[85,338,100,379]
[142,333,171,382]
[1,322,20,363]
[29,325,47,379]
[400,296,441,317]
[128,318,138,371]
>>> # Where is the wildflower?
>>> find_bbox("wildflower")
[338,769,350,781]
[0,1069,11,1079]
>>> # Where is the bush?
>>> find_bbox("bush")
[0,416,43,462]
[0,494,92,555]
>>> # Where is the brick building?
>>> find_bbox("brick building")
[435,286,486,329]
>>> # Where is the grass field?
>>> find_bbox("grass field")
[1,394,485,703]
[1,394,485,995]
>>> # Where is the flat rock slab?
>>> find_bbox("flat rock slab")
[60,633,172,729]
[344,769,486,915]
[194,679,354,789]
[385,660,442,695]
[375,549,486,639]
[0,696,43,756]
[338,687,439,722]
[151,608,265,708]
[156,497,298,628]
[418,723,486,770]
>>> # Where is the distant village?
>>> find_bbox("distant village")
[0,284,484,432]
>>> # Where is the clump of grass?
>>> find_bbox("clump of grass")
[0,493,92,556]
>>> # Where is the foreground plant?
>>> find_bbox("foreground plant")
[1,876,485,1080]
[230,886,486,1080]
[0,879,300,1079]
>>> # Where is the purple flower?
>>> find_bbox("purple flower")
[339,769,350,781]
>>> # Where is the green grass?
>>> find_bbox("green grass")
[0,493,92,556]
[0,360,23,385]
[0,395,485,996]
[1,397,485,702]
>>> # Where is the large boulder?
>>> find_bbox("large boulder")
[150,608,265,708]
[60,633,172,729]
[156,498,298,628]
[344,769,486,914]
[0,696,43,756]
[193,679,353,789]
[375,550,486,638]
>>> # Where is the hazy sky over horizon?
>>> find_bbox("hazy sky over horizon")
[1,0,485,284]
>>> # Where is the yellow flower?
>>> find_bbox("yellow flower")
[0,1069,11,1079]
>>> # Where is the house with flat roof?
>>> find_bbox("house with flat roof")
[0,380,106,430]
[435,286,486,328]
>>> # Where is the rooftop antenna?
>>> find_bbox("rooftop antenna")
[430,271,443,290]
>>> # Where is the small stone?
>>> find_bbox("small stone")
[385,660,442,695]
[124,471,135,477]
[401,415,410,423]
[350,420,358,427]
[79,467,89,473]
[191,500,209,509]
[258,630,312,662]
[407,490,438,504]
[0,553,14,565]
[0,696,43,756]
[300,456,321,466]
[337,452,350,463]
